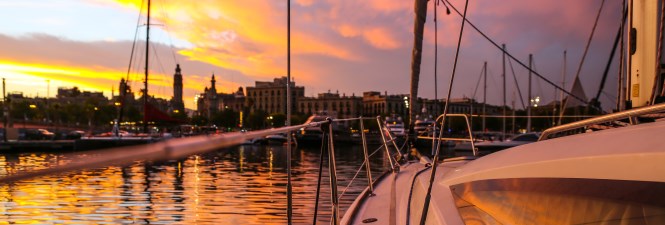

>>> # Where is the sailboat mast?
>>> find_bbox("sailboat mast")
[482,61,487,132]
[558,50,567,125]
[618,0,626,111]
[502,44,506,140]
[143,0,150,133]
[409,0,427,132]
[527,54,532,132]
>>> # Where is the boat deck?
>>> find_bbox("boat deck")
[342,157,473,225]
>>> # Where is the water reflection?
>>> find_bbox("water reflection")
[0,144,389,224]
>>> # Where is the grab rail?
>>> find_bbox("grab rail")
[539,103,665,141]
[417,113,477,156]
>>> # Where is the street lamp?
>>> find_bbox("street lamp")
[530,96,540,108]
[266,116,273,127]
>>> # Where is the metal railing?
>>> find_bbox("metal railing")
[416,113,477,156]
[539,103,665,141]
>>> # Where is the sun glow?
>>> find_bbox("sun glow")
[0,61,174,100]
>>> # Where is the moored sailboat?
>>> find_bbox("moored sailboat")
[341,0,665,224]
[75,0,177,150]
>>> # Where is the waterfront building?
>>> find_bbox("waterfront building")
[57,87,107,105]
[446,97,501,115]
[245,77,304,115]
[219,87,246,112]
[195,74,220,119]
[297,91,362,118]
[195,74,246,120]
[362,91,409,117]
[114,78,137,107]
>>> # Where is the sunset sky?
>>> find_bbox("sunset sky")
[0,0,621,110]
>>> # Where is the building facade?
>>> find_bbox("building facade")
[219,87,246,112]
[297,92,362,119]
[362,91,409,117]
[245,77,304,115]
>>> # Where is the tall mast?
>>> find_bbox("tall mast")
[143,0,151,133]
[3,78,7,143]
[409,0,428,131]
[482,61,487,132]
[286,1,293,224]
[559,50,567,125]
[527,54,532,132]
[618,0,626,111]
[502,44,506,140]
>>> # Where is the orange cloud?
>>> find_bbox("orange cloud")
[295,0,314,7]
[334,24,403,50]
[367,0,411,13]
[336,24,360,38]
[110,0,363,81]
[362,27,401,50]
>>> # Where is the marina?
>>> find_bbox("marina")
[1,0,665,224]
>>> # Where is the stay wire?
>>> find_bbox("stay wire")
[471,64,484,100]
[125,0,145,82]
[338,145,385,200]
[312,132,327,225]
[561,0,606,112]
[533,58,545,99]
[444,0,588,104]
[156,0,179,64]
[151,42,167,95]
[508,57,527,109]
[421,0,469,224]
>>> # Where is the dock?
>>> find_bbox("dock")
[0,140,75,152]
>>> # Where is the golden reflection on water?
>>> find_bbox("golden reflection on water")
[0,145,388,224]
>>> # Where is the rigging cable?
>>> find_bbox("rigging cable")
[433,0,450,118]
[156,0,180,64]
[508,57,527,109]
[420,0,469,224]
[471,63,484,100]
[125,0,145,82]
[151,42,167,96]
[119,0,145,124]
[560,0,606,116]
[657,0,665,99]
[533,57,545,100]
[312,132,327,225]
[444,0,588,104]
[594,6,627,110]
[337,145,384,201]
[618,0,626,111]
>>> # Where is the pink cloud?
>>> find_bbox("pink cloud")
[363,27,401,50]
[295,0,314,7]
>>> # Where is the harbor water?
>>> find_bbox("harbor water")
[0,144,391,224]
